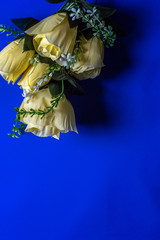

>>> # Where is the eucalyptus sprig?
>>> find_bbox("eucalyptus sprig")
[68,3,116,47]
[0,24,24,38]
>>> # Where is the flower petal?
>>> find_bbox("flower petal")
[25,12,66,35]
[18,62,50,91]
[0,39,35,83]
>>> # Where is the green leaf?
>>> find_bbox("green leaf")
[14,107,19,112]
[64,80,85,96]
[45,77,85,96]
[46,0,66,3]
[39,56,55,66]
[66,75,78,88]
[96,6,116,18]
[48,82,62,97]
[81,28,94,41]
[23,33,34,51]
[11,17,39,31]
[51,69,84,94]
[51,69,72,81]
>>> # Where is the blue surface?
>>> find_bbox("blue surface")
[0,0,160,239]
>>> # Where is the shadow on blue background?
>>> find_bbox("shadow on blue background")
[0,0,160,240]
[70,4,136,126]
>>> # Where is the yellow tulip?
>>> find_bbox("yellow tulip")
[20,88,78,139]
[18,62,50,92]
[71,35,104,80]
[25,12,78,61]
[0,38,35,84]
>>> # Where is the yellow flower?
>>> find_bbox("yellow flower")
[71,35,104,80]
[20,88,78,139]
[18,62,50,92]
[25,12,78,61]
[0,38,35,84]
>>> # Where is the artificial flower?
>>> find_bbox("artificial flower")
[71,35,104,80]
[25,12,78,61]
[18,62,50,92]
[0,38,35,83]
[20,88,78,139]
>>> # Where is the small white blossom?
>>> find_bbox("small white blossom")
[70,8,81,21]
[61,53,66,59]
[44,77,49,82]
[59,53,77,69]
[59,57,64,62]
[37,79,44,86]
[22,90,28,98]
[32,85,39,93]
[29,54,40,66]
[22,89,34,103]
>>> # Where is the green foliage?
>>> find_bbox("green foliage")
[0,25,24,38]
[64,80,85,96]
[29,54,40,66]
[18,81,65,120]
[51,68,84,94]
[8,108,25,138]
[63,1,117,47]
[96,6,116,18]
[11,17,39,52]
[23,33,34,51]
[39,56,56,66]
[11,17,39,31]
[48,82,62,97]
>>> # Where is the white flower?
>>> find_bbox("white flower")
[70,8,81,21]
[22,89,34,103]
[44,77,49,82]
[22,89,28,98]
[37,79,44,86]
[87,7,97,17]
[32,85,39,93]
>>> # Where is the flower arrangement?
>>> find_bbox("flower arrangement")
[0,0,121,139]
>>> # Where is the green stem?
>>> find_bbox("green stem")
[8,112,25,138]
[65,2,76,11]
[18,80,65,119]
[58,0,74,12]
[0,25,24,38]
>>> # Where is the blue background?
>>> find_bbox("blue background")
[0,0,160,239]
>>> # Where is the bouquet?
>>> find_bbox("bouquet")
[0,0,120,139]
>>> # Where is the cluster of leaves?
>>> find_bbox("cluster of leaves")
[0,24,24,38]
[8,109,25,138]
[55,0,124,39]
[46,0,118,46]
[66,4,116,47]
[45,68,85,98]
